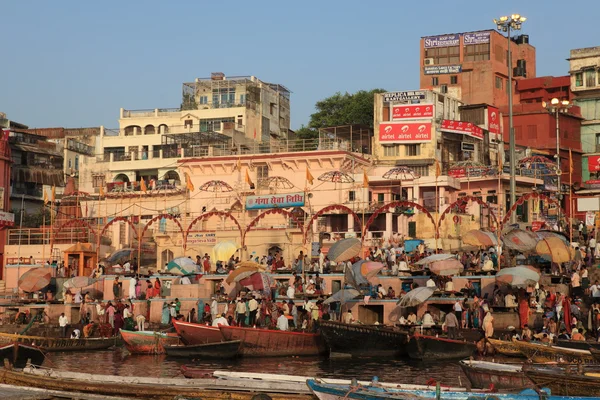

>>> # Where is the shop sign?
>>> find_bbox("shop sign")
[0,211,14,227]
[246,192,305,210]
[187,232,217,245]
[531,221,544,232]
[379,122,432,143]
[424,65,462,75]
[463,31,491,45]
[588,155,600,172]
[440,119,483,140]
[586,211,596,227]
[423,34,460,48]
[487,106,501,135]
[383,91,426,102]
[391,103,434,120]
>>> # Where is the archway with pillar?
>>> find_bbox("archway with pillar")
[502,192,565,226]
[303,204,362,244]
[243,209,305,262]
[437,195,500,237]
[362,201,436,244]
[99,216,139,241]
[141,213,185,246]
[184,211,243,247]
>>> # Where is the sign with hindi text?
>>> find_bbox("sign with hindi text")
[246,192,305,210]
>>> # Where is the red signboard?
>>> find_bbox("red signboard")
[392,103,434,120]
[448,168,467,178]
[588,155,600,172]
[440,119,483,140]
[379,122,432,143]
[487,106,500,135]
[531,221,544,232]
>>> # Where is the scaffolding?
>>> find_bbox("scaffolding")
[161,131,232,158]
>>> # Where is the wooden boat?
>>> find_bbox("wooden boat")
[556,339,600,351]
[458,359,529,390]
[486,338,525,357]
[319,320,408,357]
[172,319,223,345]
[524,364,600,397]
[0,365,313,399]
[0,331,118,352]
[120,330,180,355]
[164,340,240,359]
[219,325,326,357]
[0,343,45,368]
[592,348,600,361]
[511,340,598,364]
[405,334,476,360]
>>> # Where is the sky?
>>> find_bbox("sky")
[2,0,599,131]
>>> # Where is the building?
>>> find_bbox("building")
[420,30,536,108]
[0,116,15,277]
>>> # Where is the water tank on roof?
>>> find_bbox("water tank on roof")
[515,35,529,44]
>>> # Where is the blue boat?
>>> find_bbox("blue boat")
[306,379,600,400]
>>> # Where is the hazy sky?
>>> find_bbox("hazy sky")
[3,1,598,130]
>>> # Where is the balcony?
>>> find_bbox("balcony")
[66,139,94,156]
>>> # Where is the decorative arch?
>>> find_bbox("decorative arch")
[100,216,139,240]
[362,201,435,239]
[158,124,169,134]
[124,125,140,136]
[163,170,180,182]
[502,192,564,225]
[303,204,362,244]
[50,218,97,248]
[185,211,243,244]
[438,195,500,236]
[144,124,155,135]
[141,214,184,247]
[244,209,304,245]
[113,174,130,183]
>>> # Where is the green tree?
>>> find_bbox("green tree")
[308,89,386,130]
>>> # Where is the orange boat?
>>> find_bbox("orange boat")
[120,330,180,354]
[219,326,326,357]
[172,320,223,345]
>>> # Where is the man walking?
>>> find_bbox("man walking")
[445,311,459,339]
[59,313,69,338]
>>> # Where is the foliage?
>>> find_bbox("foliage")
[294,125,319,140]
[12,207,51,228]
[307,89,386,130]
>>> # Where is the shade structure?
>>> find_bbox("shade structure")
[397,287,435,308]
[317,171,355,183]
[257,176,294,190]
[415,253,456,266]
[238,272,272,292]
[535,230,569,245]
[517,155,557,177]
[18,268,52,292]
[198,180,234,193]
[328,238,361,263]
[226,264,266,284]
[63,276,96,289]
[404,239,424,253]
[382,166,420,180]
[166,257,201,276]
[462,230,498,248]
[535,237,573,264]
[211,241,238,262]
[448,160,496,178]
[324,288,361,305]
[107,248,134,264]
[359,261,385,279]
[496,266,540,288]
[502,229,539,252]
[429,258,464,276]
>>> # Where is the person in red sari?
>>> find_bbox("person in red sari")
[562,296,572,334]
[153,278,162,298]
[518,289,530,329]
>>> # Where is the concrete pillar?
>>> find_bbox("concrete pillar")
[347,214,355,232]
[397,215,403,236]
[312,219,318,244]
[413,186,420,214]
[149,145,154,159]
[439,187,446,209]
[385,212,393,239]
[159,149,163,159]
[109,153,114,163]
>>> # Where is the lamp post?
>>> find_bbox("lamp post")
[494,14,527,224]
[543,98,572,230]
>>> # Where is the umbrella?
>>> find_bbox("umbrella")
[397,287,435,308]
[226,265,265,284]
[429,259,464,276]
[462,230,498,248]
[535,230,569,245]
[106,248,134,264]
[167,257,201,276]
[415,253,456,266]
[324,288,361,305]
[238,272,273,292]
[317,171,355,183]
[502,229,538,252]
[63,276,96,289]
[198,180,234,193]
[257,176,294,190]
[382,166,419,180]
[359,261,385,279]
[211,241,238,262]
[517,155,557,177]
[496,266,540,288]
[535,237,574,264]
[328,238,361,263]
[18,268,52,292]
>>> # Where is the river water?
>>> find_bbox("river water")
[46,348,470,387]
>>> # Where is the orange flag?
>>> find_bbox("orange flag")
[362,170,369,188]
[435,160,441,178]
[99,186,105,197]
[140,178,148,193]
[306,169,314,185]
[245,169,253,186]
[185,172,195,192]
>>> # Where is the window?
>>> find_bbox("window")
[184,119,193,128]
[200,117,234,132]
[463,43,490,61]
[575,72,583,87]
[240,94,246,104]
[450,75,458,84]
[199,96,208,105]
[270,103,276,115]
[405,144,420,156]
[74,155,79,171]
[237,118,243,128]
[432,77,439,86]
[92,174,106,189]
[68,159,72,169]
[212,87,235,106]
[440,84,448,93]
[586,70,596,87]
[495,76,503,89]
[256,165,269,181]
[424,46,460,65]
[377,193,385,203]
[383,145,399,157]
[348,191,356,201]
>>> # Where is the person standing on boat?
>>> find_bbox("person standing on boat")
[106,301,116,329]
[453,299,462,327]
[248,296,259,326]
[235,298,247,326]
[444,311,459,339]
[59,313,69,338]
[276,312,289,331]
[161,302,170,325]
[129,277,137,300]
[210,297,219,320]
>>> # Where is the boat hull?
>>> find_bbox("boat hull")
[0,343,45,368]
[165,340,240,359]
[0,332,118,352]
[592,348,600,361]
[406,334,476,360]
[172,320,223,345]
[319,321,408,357]
[459,360,529,390]
[512,340,598,364]
[486,338,525,357]
[219,326,326,357]
[120,330,180,355]
[556,339,600,351]
[525,365,600,397]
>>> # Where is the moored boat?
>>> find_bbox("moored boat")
[172,319,223,345]
[592,348,600,361]
[0,332,118,352]
[218,325,326,357]
[486,338,525,357]
[556,339,600,351]
[120,330,180,355]
[458,359,529,390]
[319,320,408,358]
[0,343,46,368]
[511,340,597,364]
[524,364,600,397]
[164,340,240,359]
[406,334,476,360]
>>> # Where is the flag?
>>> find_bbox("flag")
[43,189,49,205]
[569,148,573,174]
[362,170,369,188]
[245,169,253,186]
[51,186,56,203]
[185,172,195,192]
[236,158,242,171]
[99,186,105,197]
[306,169,314,185]
[435,160,441,178]
[140,178,147,193]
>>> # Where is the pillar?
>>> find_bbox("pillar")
[385,212,393,239]
[149,145,154,159]
[347,214,355,232]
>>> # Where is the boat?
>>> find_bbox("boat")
[486,338,525,357]
[319,320,408,357]
[0,343,46,368]
[592,348,600,361]
[556,339,600,351]
[218,325,327,357]
[0,364,313,399]
[405,334,476,360]
[120,330,180,355]
[172,319,224,345]
[524,364,600,397]
[0,332,118,352]
[164,340,241,359]
[511,340,598,364]
[458,359,530,390]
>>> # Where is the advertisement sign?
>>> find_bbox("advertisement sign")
[391,103,434,120]
[383,91,426,102]
[463,31,491,45]
[588,155,600,171]
[187,232,217,245]
[461,143,475,151]
[246,192,305,210]
[531,221,544,232]
[423,34,460,48]
[586,211,596,227]
[424,65,462,75]
[441,119,484,140]
[0,211,14,227]
[487,106,501,135]
[379,122,432,143]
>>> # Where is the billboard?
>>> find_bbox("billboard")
[423,65,462,75]
[487,106,501,135]
[423,34,460,48]
[0,211,14,227]
[588,155,600,172]
[187,232,217,245]
[463,31,491,45]
[391,104,434,120]
[383,91,426,102]
[379,122,432,143]
[440,119,483,140]
[246,192,305,210]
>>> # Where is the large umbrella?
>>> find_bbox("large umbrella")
[238,272,273,292]
[63,276,96,289]
[496,266,540,288]
[107,248,134,264]
[359,261,385,279]
[167,257,201,276]
[226,265,266,284]
[415,253,456,266]
[502,229,538,252]
[211,241,238,262]
[350,261,370,285]
[429,259,464,276]
[535,230,569,245]
[382,167,419,201]
[324,288,361,305]
[535,237,574,264]
[18,268,52,292]
[198,180,234,193]
[236,261,265,269]
[317,171,355,184]
[397,287,435,308]
[462,230,498,248]
[328,238,361,263]
[257,176,294,190]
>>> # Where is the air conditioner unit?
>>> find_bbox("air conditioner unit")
[424,58,435,65]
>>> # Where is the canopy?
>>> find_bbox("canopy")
[415,253,455,266]
[166,257,201,276]
[238,272,272,292]
[535,230,569,245]
[18,268,52,292]
[462,230,498,248]
[350,261,370,286]
[496,266,540,288]
[397,287,435,308]
[535,237,574,264]
[211,241,237,262]
[324,288,361,305]
[502,229,538,252]
[328,238,361,263]
[404,239,424,253]
[107,248,134,264]
[63,276,96,289]
[429,258,464,276]
[359,261,385,279]
[235,261,265,269]
[226,264,266,284]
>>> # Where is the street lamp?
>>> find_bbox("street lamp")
[542,97,572,230]
[493,14,527,223]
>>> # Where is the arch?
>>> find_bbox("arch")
[185,211,243,244]
[438,195,500,236]
[141,214,184,247]
[100,216,139,240]
[303,204,362,244]
[49,218,97,249]
[158,124,169,134]
[124,125,140,136]
[163,170,181,183]
[113,174,130,183]
[244,209,304,245]
[144,124,155,135]
[502,192,565,225]
[362,201,436,239]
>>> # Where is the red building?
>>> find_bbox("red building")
[0,128,14,278]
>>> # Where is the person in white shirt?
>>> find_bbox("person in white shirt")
[70,328,81,339]
[421,311,435,328]
[398,260,409,271]
[318,249,325,274]
[453,300,462,326]
[276,313,289,331]
[590,280,600,303]
[74,291,83,304]
[136,314,146,331]
[343,310,354,324]
[212,313,229,327]
[426,278,436,288]
[377,284,387,298]
[482,258,494,272]
[505,293,517,309]
[286,285,295,299]
[123,261,131,273]
[59,313,69,338]
[210,298,219,320]
[180,276,191,285]
[123,305,132,319]
[248,296,259,326]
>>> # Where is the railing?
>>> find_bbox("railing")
[6,228,94,246]
[11,186,43,198]
[66,139,94,156]
[104,128,120,137]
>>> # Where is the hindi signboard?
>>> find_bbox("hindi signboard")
[246,192,305,210]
